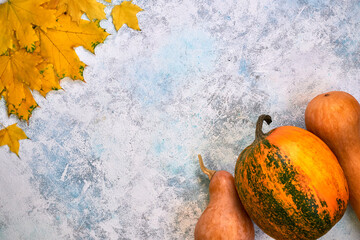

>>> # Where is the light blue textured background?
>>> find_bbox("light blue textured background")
[1,0,360,239]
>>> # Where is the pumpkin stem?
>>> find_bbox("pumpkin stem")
[198,154,216,180]
[255,114,272,140]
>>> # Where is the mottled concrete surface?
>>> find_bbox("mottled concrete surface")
[1,0,360,239]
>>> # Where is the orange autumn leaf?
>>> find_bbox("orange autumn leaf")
[0,0,56,54]
[111,1,143,31]
[0,49,42,121]
[0,123,28,156]
[36,14,109,81]
[46,0,106,23]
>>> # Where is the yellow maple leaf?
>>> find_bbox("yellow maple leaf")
[0,11,109,121]
[37,63,62,97]
[46,0,106,23]
[36,14,109,81]
[111,1,143,31]
[0,123,28,156]
[0,49,43,121]
[0,0,56,54]
[8,89,38,122]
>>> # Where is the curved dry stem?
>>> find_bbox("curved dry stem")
[255,114,272,140]
[198,154,216,180]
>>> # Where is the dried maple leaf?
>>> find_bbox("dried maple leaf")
[0,0,56,54]
[0,123,28,156]
[35,14,109,81]
[46,0,106,23]
[111,1,143,31]
[0,49,43,121]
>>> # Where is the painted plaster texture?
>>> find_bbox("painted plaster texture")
[1,0,360,239]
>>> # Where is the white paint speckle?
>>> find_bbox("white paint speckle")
[60,164,69,182]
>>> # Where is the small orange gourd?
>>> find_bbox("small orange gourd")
[194,155,254,240]
[305,91,360,221]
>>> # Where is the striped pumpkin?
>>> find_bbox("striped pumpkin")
[234,115,349,240]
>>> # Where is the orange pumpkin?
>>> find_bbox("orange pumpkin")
[234,115,349,240]
[305,91,360,221]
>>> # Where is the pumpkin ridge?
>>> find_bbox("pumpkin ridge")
[266,140,337,235]
[237,141,303,239]
[267,148,332,234]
